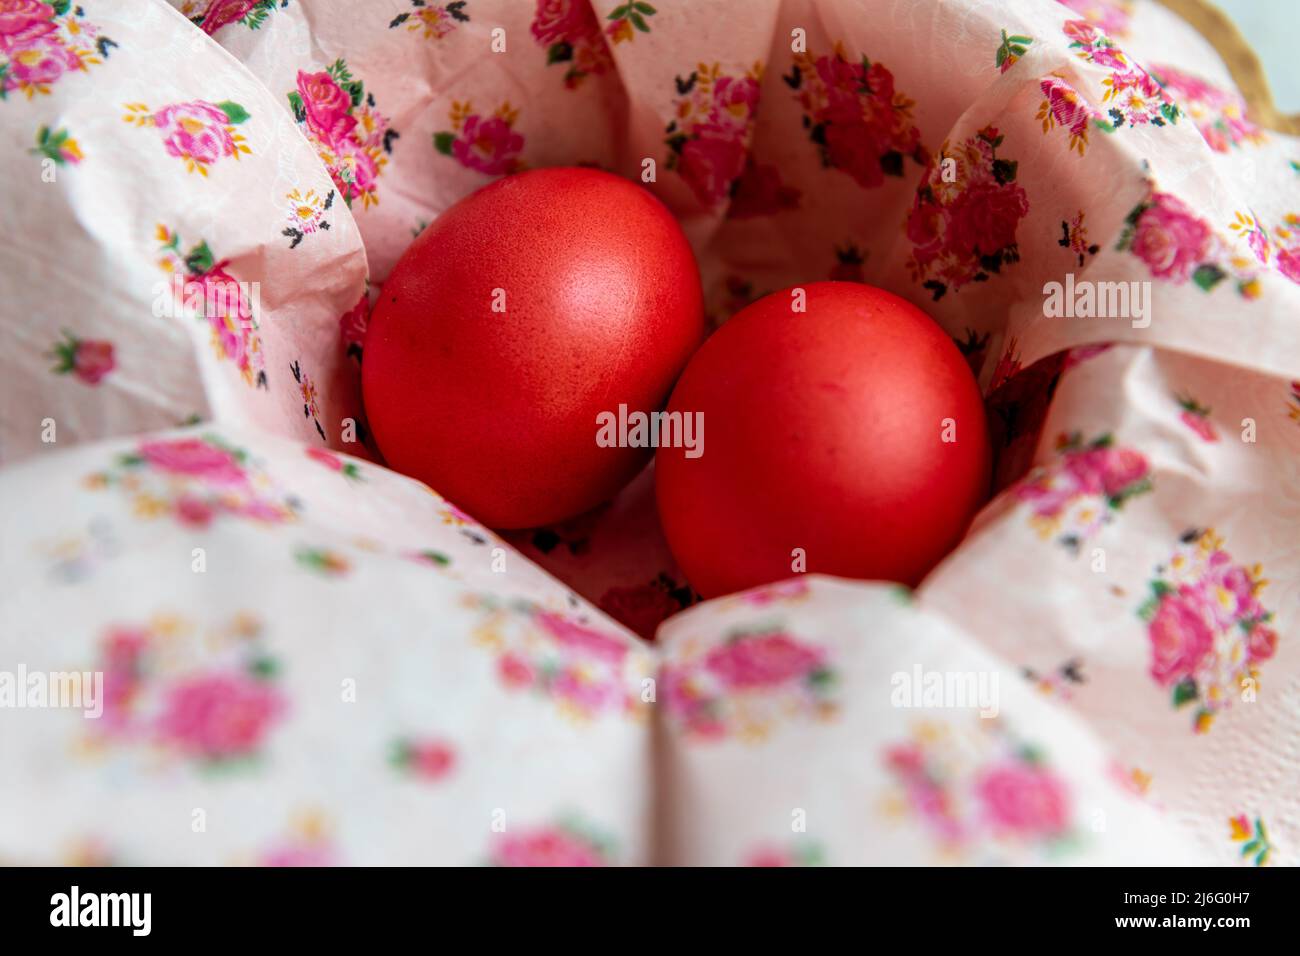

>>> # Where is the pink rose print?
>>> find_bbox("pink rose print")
[0,0,56,48]
[786,47,927,189]
[884,720,1077,861]
[1037,75,1098,155]
[288,59,396,209]
[297,68,356,147]
[157,672,286,760]
[665,64,762,209]
[1125,191,1210,281]
[907,126,1027,300]
[531,0,612,88]
[48,331,113,385]
[124,99,251,175]
[435,100,525,177]
[661,628,837,741]
[705,632,823,689]
[1,1,117,99]
[391,738,457,781]
[1146,588,1214,686]
[88,615,286,768]
[190,0,289,35]
[196,0,255,34]
[139,437,247,486]
[1138,529,1278,733]
[467,595,648,720]
[1015,432,1152,552]
[389,1,469,40]
[976,763,1071,838]
[452,114,522,175]
[490,819,612,866]
[535,610,629,663]
[156,225,266,387]
[1117,189,1259,299]
[86,434,296,529]
[1062,20,1179,132]
[1151,63,1264,152]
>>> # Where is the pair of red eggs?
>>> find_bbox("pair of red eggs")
[363,168,990,599]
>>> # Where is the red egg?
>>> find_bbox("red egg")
[363,168,704,528]
[655,281,990,598]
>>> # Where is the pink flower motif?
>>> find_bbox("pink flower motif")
[451,114,524,176]
[975,763,1071,837]
[1129,192,1212,282]
[0,0,56,51]
[156,672,285,759]
[59,337,115,385]
[8,37,80,88]
[153,101,239,167]
[492,827,605,867]
[535,611,628,664]
[199,0,257,34]
[138,438,248,486]
[1276,246,1300,285]
[945,180,1030,258]
[704,633,823,690]
[711,75,761,133]
[296,69,357,148]
[74,340,115,385]
[529,0,592,47]
[676,127,748,207]
[1147,588,1214,686]
[1040,77,1096,140]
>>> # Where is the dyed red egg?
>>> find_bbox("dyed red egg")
[655,281,990,598]
[363,168,704,528]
